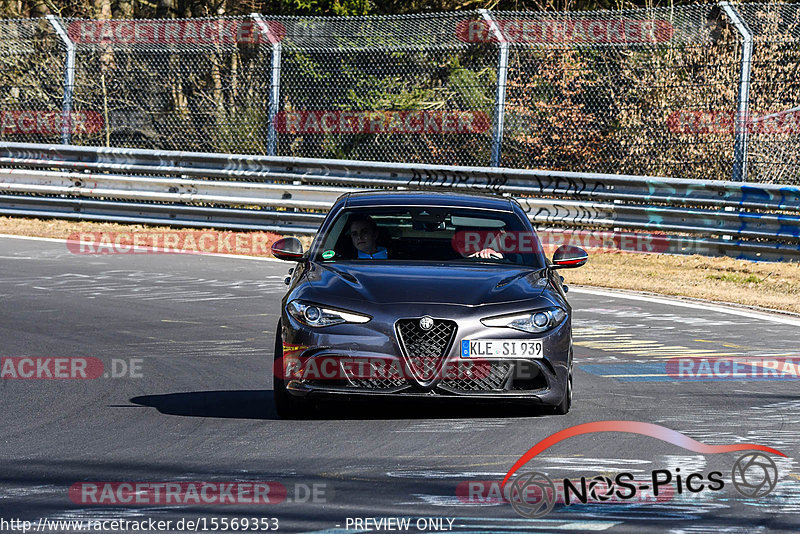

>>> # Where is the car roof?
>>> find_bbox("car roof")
[343,190,514,211]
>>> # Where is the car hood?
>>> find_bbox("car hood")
[304,261,547,306]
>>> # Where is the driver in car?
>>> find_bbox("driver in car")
[458,227,504,259]
[349,214,389,259]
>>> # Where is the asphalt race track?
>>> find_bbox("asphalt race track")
[1,235,799,533]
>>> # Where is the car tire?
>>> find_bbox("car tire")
[553,370,572,415]
[273,322,312,420]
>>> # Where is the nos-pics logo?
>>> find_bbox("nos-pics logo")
[502,421,784,518]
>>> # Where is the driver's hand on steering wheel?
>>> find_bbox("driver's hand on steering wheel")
[468,248,503,259]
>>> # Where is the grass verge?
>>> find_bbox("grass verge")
[561,251,800,315]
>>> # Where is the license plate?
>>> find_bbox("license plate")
[461,339,544,359]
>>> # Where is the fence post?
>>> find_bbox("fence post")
[719,2,753,182]
[252,13,282,157]
[479,9,508,167]
[46,15,75,146]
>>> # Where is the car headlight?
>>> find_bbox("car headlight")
[481,307,566,333]
[287,300,371,327]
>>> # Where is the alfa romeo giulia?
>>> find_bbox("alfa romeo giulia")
[270,191,587,418]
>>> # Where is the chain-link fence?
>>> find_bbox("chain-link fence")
[65,17,275,152]
[273,13,497,165]
[498,6,740,182]
[0,18,68,143]
[735,3,800,184]
[1,4,798,184]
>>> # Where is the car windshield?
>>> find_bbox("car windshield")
[313,206,545,269]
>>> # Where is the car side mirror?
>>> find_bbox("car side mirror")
[552,245,588,269]
[271,237,305,261]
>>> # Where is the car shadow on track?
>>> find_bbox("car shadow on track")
[130,390,552,420]
[131,390,276,420]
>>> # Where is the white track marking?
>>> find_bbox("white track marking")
[0,233,67,244]
[571,286,800,327]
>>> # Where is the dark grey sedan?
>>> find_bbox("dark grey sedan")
[270,191,587,418]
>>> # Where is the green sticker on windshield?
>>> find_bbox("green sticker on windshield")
[322,250,335,260]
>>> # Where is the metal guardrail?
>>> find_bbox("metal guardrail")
[0,142,799,261]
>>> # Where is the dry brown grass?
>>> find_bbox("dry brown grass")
[2,216,800,314]
[0,216,187,241]
[0,216,288,256]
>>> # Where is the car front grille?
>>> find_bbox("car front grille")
[342,360,407,390]
[396,318,457,382]
[440,360,513,392]
[348,376,407,389]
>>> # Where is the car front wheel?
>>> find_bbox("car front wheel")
[273,322,312,419]
[553,371,572,415]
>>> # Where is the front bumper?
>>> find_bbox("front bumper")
[279,306,572,406]
[286,382,553,406]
